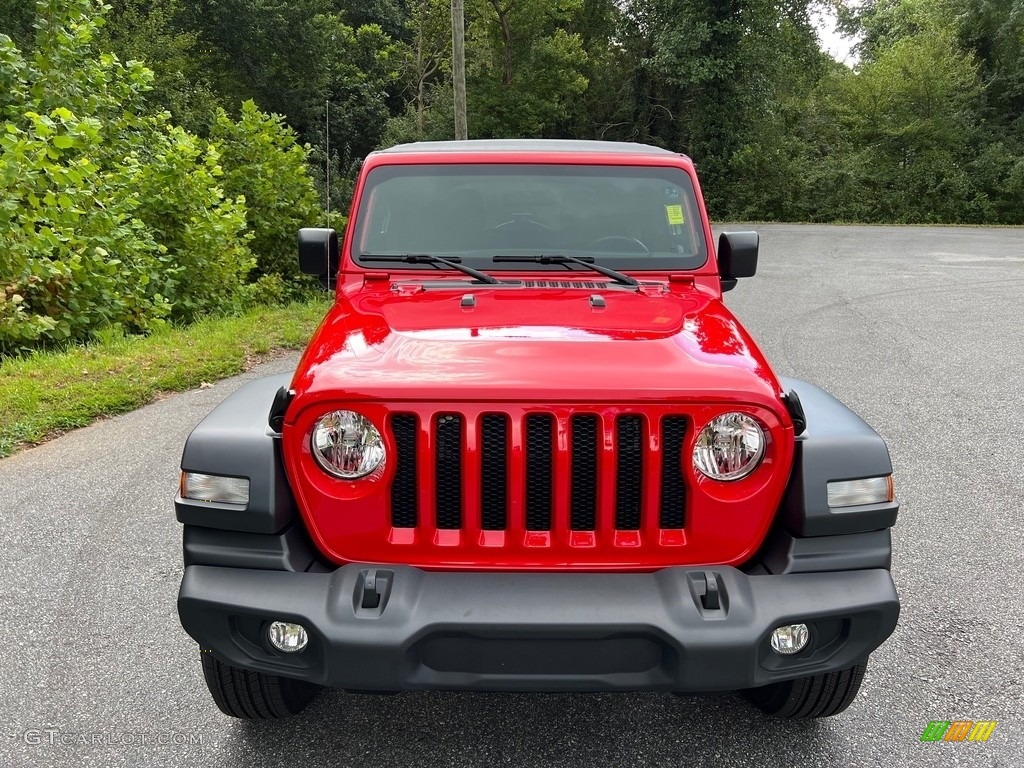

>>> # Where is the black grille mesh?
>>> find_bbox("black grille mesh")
[480,414,508,530]
[389,410,689,536]
[524,414,553,530]
[435,414,462,529]
[660,417,688,528]
[615,416,644,529]
[570,415,598,530]
[390,414,418,528]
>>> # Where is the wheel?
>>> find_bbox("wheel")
[587,236,649,253]
[200,649,320,719]
[741,660,868,719]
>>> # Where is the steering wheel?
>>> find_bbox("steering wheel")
[494,213,550,231]
[587,236,650,253]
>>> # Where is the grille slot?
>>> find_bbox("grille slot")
[615,416,644,530]
[524,414,554,530]
[390,414,418,528]
[660,417,688,528]
[480,414,508,530]
[435,414,462,529]
[388,408,691,541]
[570,415,598,530]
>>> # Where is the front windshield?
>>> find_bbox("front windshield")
[352,163,707,272]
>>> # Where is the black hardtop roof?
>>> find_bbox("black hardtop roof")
[376,139,686,158]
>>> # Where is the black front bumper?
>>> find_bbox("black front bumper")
[178,564,899,692]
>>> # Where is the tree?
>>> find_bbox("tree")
[957,0,1024,222]
[836,0,957,61]
[560,0,626,140]
[181,1,400,212]
[0,0,252,353]
[0,0,36,49]
[334,0,410,41]
[813,25,987,222]
[400,0,451,138]
[96,0,223,134]
[211,101,323,281]
[621,0,823,214]
[465,0,589,137]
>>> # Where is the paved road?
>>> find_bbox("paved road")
[1,224,1022,767]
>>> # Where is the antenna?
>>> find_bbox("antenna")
[326,100,331,228]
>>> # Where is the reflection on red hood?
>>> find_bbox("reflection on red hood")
[289,282,785,412]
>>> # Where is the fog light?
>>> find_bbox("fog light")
[268,621,308,653]
[770,624,809,655]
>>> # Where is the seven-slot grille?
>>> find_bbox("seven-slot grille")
[388,410,688,536]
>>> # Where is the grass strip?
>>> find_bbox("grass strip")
[0,298,329,458]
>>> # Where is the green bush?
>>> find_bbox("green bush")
[0,0,321,355]
[129,122,253,321]
[211,100,323,285]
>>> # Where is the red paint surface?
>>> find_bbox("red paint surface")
[282,146,795,570]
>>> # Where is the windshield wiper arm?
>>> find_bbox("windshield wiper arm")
[492,255,638,287]
[360,254,503,285]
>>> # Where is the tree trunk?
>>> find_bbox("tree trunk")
[488,1,514,87]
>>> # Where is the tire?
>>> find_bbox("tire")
[742,660,868,719]
[200,650,320,719]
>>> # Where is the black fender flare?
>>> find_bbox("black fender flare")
[778,377,898,537]
[175,375,326,572]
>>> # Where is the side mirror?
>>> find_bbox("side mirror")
[717,231,758,292]
[298,227,339,290]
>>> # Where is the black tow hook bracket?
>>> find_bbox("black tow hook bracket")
[687,570,727,615]
[701,571,721,611]
[354,569,393,617]
[362,570,381,609]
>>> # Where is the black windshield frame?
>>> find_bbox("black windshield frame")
[351,163,708,273]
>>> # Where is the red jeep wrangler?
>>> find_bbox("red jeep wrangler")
[176,140,899,720]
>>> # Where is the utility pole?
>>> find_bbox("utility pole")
[325,100,331,227]
[451,0,467,140]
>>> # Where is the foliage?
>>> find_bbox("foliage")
[818,29,985,223]
[466,0,590,138]
[17,0,1012,227]
[180,0,401,212]
[390,0,452,141]
[96,0,222,135]
[0,0,35,49]
[0,0,253,355]
[381,82,456,146]
[0,296,329,457]
[211,101,323,283]
[821,0,1022,223]
[3,0,1023,359]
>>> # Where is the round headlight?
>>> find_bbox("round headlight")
[311,410,385,479]
[693,412,765,481]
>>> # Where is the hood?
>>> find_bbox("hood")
[289,283,784,409]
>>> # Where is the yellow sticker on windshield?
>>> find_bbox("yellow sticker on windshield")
[665,204,685,226]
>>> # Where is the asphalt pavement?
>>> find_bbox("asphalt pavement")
[1,224,1022,767]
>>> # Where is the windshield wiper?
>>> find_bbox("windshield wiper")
[360,254,503,285]
[492,255,639,287]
